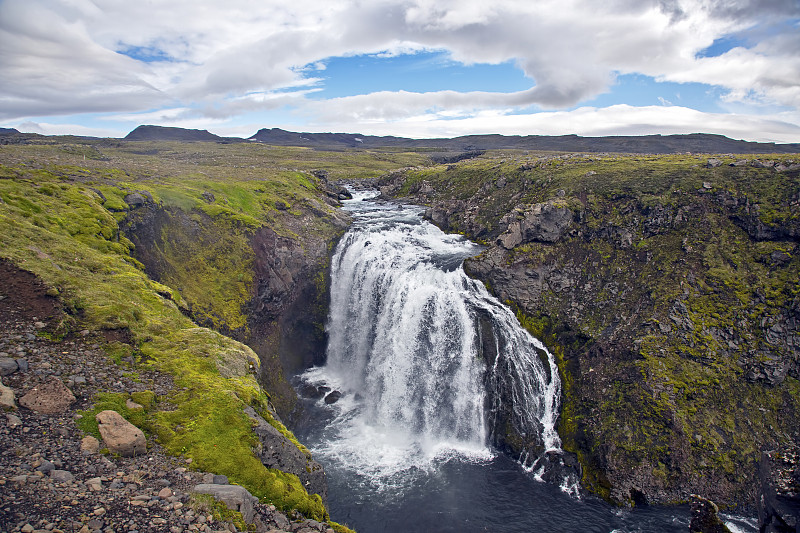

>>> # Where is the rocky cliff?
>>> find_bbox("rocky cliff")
[378,152,800,509]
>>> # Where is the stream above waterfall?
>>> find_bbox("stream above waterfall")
[292,190,756,533]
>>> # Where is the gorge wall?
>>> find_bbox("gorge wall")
[378,152,800,508]
[121,180,350,418]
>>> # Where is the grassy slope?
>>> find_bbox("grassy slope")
[388,151,800,505]
[0,139,429,526]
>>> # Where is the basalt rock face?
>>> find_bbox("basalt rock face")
[378,154,800,508]
[121,192,349,418]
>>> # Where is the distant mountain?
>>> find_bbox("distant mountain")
[0,127,20,135]
[124,125,233,142]
[249,128,800,154]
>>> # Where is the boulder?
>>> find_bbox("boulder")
[497,201,574,248]
[689,495,731,533]
[0,377,16,410]
[19,377,75,414]
[193,484,258,523]
[80,435,100,454]
[323,390,342,404]
[0,356,18,376]
[95,410,146,457]
[124,192,146,207]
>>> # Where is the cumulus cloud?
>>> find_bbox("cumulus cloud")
[0,0,798,138]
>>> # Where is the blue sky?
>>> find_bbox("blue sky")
[1,1,799,142]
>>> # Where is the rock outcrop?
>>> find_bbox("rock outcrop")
[244,406,328,502]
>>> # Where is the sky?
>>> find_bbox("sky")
[1,0,800,143]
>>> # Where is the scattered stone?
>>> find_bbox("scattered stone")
[0,376,17,410]
[0,356,19,375]
[36,459,55,473]
[212,474,229,485]
[51,469,75,483]
[706,158,722,168]
[81,435,100,454]
[125,398,143,410]
[16,358,29,372]
[158,487,173,499]
[124,192,146,207]
[7,412,22,427]
[95,410,146,457]
[19,376,75,414]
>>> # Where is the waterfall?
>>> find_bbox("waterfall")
[300,190,563,484]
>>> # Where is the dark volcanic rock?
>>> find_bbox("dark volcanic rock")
[323,390,341,404]
[758,449,800,533]
[689,495,731,533]
[496,201,574,248]
[244,406,327,503]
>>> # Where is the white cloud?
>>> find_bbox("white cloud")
[0,0,798,139]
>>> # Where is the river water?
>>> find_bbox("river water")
[293,191,756,533]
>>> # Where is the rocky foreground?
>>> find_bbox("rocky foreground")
[0,263,335,533]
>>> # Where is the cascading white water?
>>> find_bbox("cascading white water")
[301,190,561,483]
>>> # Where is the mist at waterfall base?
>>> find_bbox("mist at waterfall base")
[293,191,756,533]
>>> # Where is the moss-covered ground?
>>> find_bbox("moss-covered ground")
[0,138,428,526]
